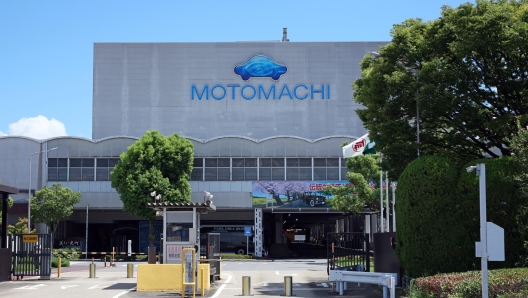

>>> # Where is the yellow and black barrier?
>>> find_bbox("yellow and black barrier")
[53,252,147,255]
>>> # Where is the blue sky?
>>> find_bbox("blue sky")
[0,0,471,140]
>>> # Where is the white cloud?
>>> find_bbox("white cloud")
[0,131,6,136]
[8,116,67,139]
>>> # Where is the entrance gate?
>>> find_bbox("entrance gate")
[9,234,53,279]
[327,232,370,274]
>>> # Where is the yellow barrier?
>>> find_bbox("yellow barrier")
[136,263,211,293]
[198,264,211,292]
[137,264,183,292]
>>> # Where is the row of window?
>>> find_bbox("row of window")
[48,158,119,181]
[191,157,345,181]
[47,157,347,182]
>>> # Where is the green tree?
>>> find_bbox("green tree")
[353,0,528,179]
[508,123,528,265]
[110,130,194,249]
[326,154,381,214]
[8,217,35,234]
[31,183,81,235]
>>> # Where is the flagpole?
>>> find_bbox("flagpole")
[386,171,390,232]
[380,154,384,232]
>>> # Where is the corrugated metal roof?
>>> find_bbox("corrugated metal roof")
[146,201,216,212]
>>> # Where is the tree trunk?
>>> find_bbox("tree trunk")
[147,219,157,264]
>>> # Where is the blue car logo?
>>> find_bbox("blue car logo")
[234,55,287,81]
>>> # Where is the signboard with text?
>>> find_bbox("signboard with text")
[252,180,349,209]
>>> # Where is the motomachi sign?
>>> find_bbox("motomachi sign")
[191,84,331,101]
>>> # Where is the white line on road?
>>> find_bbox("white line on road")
[275,271,298,276]
[322,282,329,287]
[15,284,46,290]
[211,273,233,298]
[112,286,136,298]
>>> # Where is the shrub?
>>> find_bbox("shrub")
[410,268,528,298]
[457,157,525,269]
[53,248,80,260]
[220,253,253,260]
[396,156,473,278]
[51,256,70,268]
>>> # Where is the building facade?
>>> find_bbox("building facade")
[0,39,386,255]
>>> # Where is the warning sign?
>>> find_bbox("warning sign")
[23,235,38,243]
[166,245,192,261]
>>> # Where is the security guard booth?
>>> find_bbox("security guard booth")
[145,201,216,264]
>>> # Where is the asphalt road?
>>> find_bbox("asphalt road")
[0,260,389,298]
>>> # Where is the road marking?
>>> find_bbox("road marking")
[253,282,268,286]
[15,284,46,289]
[88,285,105,289]
[211,273,232,298]
[61,285,79,289]
[322,282,329,287]
[113,286,136,298]
[275,271,298,276]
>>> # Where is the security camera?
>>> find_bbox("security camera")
[466,166,477,173]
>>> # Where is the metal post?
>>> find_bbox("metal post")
[242,276,251,296]
[85,204,88,259]
[200,268,205,296]
[284,276,293,296]
[385,172,389,232]
[478,163,488,298]
[392,183,396,232]
[28,154,32,232]
[57,257,61,278]
[28,147,58,232]
[89,263,96,278]
[379,154,384,232]
[127,263,133,278]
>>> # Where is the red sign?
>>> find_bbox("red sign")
[353,139,366,152]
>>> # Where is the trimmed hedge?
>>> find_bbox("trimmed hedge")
[51,256,70,268]
[457,158,524,269]
[396,156,473,278]
[410,268,528,298]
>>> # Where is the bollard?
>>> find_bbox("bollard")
[284,276,293,296]
[89,263,96,278]
[127,263,133,278]
[242,276,251,296]
[200,268,205,296]
[57,257,61,278]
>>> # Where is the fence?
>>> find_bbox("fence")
[327,232,370,274]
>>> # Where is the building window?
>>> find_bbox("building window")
[190,158,204,181]
[341,158,349,180]
[232,158,257,181]
[96,158,119,181]
[204,158,230,181]
[314,158,341,180]
[47,158,68,181]
[286,158,312,180]
[259,158,284,180]
[69,158,95,181]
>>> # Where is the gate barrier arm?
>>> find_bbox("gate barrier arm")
[329,270,396,298]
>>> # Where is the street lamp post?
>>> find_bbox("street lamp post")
[467,164,489,298]
[28,147,58,232]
